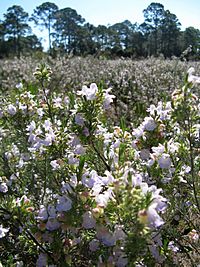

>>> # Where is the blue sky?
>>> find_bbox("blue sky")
[0,0,200,49]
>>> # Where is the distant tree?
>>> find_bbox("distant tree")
[93,25,110,51]
[182,27,200,58]
[143,2,165,55]
[3,5,31,57]
[160,10,181,57]
[53,7,85,53]
[21,34,43,54]
[72,23,98,55]
[0,21,7,57]
[109,20,133,51]
[31,2,58,51]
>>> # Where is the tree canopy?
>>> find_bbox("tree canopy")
[0,2,199,59]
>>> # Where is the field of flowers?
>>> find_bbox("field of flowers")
[0,57,200,267]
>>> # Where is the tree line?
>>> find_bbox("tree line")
[0,2,200,59]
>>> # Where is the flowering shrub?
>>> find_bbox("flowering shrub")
[0,64,199,266]
[1,56,200,123]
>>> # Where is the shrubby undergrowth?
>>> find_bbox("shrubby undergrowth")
[1,56,200,123]
[0,62,199,266]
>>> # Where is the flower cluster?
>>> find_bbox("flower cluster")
[0,64,199,266]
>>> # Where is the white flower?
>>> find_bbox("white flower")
[50,160,60,170]
[16,82,23,89]
[187,67,195,76]
[53,97,62,108]
[0,182,8,193]
[187,67,200,85]
[95,188,113,207]
[147,104,157,115]
[132,126,144,138]
[77,83,98,100]
[0,225,9,238]
[147,204,164,227]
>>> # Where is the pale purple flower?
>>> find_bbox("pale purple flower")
[37,206,48,221]
[37,108,44,117]
[61,176,77,194]
[68,134,80,147]
[113,225,126,241]
[46,218,60,231]
[43,119,52,131]
[158,154,171,169]
[103,88,115,109]
[143,117,157,131]
[83,127,90,136]
[168,241,179,252]
[74,144,86,155]
[67,153,79,165]
[36,253,47,267]
[7,104,17,115]
[82,170,100,188]
[116,255,128,267]
[0,109,3,118]
[149,244,165,263]
[132,173,143,187]
[56,196,72,212]
[102,171,115,185]
[19,103,27,113]
[96,226,115,246]
[89,239,100,252]
[16,82,23,89]
[82,211,96,229]
[140,149,150,160]
[75,113,85,126]
[47,205,57,218]
[43,130,55,146]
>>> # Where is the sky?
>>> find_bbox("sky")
[0,0,200,49]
